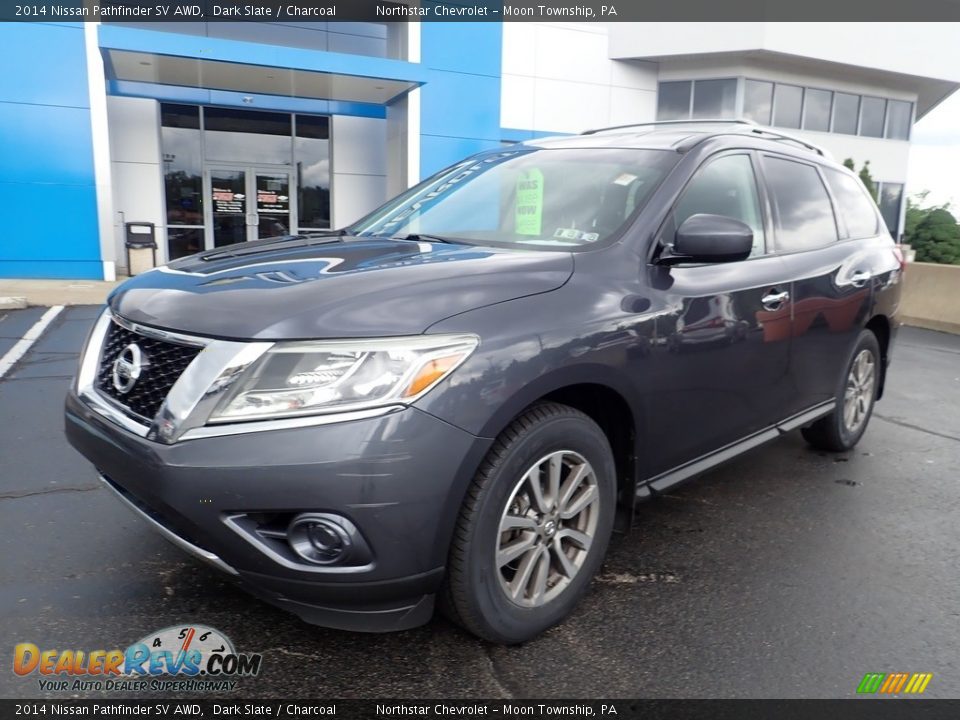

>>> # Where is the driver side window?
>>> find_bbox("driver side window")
[674,154,767,258]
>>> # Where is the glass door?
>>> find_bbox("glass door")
[254,170,292,239]
[206,166,294,249]
[208,167,248,248]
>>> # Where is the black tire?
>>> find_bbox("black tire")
[801,329,881,452]
[441,402,617,644]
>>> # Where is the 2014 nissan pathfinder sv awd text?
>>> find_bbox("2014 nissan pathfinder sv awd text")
[66,121,903,643]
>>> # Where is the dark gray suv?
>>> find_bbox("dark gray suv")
[66,121,903,643]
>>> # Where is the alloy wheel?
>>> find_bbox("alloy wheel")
[843,349,876,433]
[496,450,600,608]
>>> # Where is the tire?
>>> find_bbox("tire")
[441,402,617,644]
[801,329,881,452]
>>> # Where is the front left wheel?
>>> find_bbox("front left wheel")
[441,402,617,644]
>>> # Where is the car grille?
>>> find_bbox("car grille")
[95,321,202,421]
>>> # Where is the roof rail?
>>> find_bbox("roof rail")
[581,119,757,135]
[743,127,831,158]
[581,118,831,158]
[673,127,831,158]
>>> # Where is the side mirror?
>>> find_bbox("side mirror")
[668,214,754,264]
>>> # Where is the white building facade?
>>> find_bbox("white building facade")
[501,22,960,239]
[1,20,957,279]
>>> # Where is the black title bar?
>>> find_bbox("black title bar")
[6,0,960,21]
[4,700,960,720]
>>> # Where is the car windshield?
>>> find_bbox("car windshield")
[350,147,679,249]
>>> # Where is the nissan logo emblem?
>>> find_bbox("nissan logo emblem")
[111,343,150,394]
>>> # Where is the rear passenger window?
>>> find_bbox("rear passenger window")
[824,169,880,239]
[674,154,766,257]
[762,156,838,252]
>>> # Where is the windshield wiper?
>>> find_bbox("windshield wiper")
[392,233,458,245]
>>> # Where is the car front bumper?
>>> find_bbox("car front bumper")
[65,390,491,632]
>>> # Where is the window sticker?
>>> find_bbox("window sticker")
[515,169,544,235]
[553,228,600,243]
[613,173,638,187]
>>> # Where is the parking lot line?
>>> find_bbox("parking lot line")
[0,305,65,379]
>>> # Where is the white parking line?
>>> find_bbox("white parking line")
[0,306,65,380]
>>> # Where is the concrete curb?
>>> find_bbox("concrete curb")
[0,279,124,308]
[0,296,28,310]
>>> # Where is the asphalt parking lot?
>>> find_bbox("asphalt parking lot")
[1,305,959,699]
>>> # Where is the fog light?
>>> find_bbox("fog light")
[287,514,353,565]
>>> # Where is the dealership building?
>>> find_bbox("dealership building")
[1,20,959,279]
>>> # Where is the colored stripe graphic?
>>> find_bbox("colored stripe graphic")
[857,672,933,694]
[912,673,933,694]
[857,673,885,693]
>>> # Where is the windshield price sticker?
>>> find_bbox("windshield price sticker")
[515,169,545,236]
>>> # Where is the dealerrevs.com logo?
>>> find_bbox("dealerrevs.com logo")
[13,625,262,693]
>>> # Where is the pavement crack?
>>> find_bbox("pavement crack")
[0,485,100,500]
[482,646,514,699]
[874,414,960,444]
[260,647,324,661]
[597,571,681,585]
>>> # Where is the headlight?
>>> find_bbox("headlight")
[208,334,478,423]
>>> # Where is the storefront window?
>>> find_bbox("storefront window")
[160,104,332,258]
[295,115,331,229]
[802,88,832,132]
[885,100,912,140]
[773,84,803,129]
[743,80,773,125]
[691,79,737,119]
[832,93,860,135]
[204,108,293,165]
[878,182,904,236]
[859,97,887,138]
[161,105,204,227]
[167,228,205,260]
[656,81,692,120]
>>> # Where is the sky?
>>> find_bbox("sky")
[907,91,960,209]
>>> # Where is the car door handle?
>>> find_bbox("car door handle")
[761,289,790,310]
[850,270,871,288]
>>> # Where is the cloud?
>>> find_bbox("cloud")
[908,144,960,207]
[908,91,960,206]
[913,92,960,146]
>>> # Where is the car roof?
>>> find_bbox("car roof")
[524,119,834,164]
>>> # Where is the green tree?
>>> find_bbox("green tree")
[842,158,878,202]
[903,193,960,265]
[858,161,878,203]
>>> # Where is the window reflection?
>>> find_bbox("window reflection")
[802,89,832,132]
[859,97,887,138]
[657,81,692,120]
[159,104,333,255]
[885,100,911,140]
[296,115,331,229]
[161,105,204,227]
[832,93,860,135]
[691,79,736,119]
[167,227,205,261]
[878,182,904,236]
[773,84,803,129]
[743,80,773,125]
[204,108,293,165]
[763,157,839,252]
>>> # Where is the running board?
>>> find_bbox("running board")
[639,401,836,497]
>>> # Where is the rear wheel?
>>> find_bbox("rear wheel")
[802,329,880,452]
[441,402,616,644]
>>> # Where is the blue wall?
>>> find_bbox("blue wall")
[0,23,102,279]
[419,20,502,179]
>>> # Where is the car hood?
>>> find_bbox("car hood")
[109,236,573,340]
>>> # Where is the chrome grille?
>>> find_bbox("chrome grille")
[95,321,202,421]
